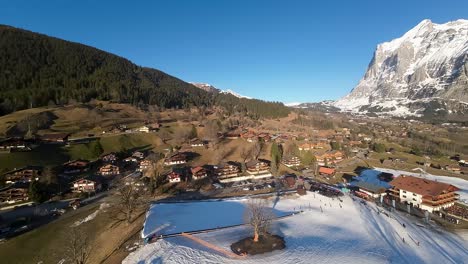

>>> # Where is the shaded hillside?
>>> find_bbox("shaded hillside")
[0,25,289,118]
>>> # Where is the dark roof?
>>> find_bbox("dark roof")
[4,165,43,175]
[354,181,386,194]
[41,133,70,140]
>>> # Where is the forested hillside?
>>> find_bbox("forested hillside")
[0,25,289,118]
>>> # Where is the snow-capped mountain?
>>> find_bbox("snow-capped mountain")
[189,82,221,93]
[190,82,252,99]
[334,19,468,120]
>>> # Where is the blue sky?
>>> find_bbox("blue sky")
[1,0,467,103]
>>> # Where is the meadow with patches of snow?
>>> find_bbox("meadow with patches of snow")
[124,192,468,264]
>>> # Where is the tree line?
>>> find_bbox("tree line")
[0,25,290,119]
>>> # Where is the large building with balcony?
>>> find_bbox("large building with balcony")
[389,175,459,213]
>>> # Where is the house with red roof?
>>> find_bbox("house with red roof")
[389,175,459,213]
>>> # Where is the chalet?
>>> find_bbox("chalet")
[282,156,301,167]
[62,160,89,174]
[190,139,205,147]
[353,181,387,199]
[99,164,120,176]
[445,165,461,174]
[4,166,42,184]
[225,131,241,140]
[315,151,344,166]
[167,171,185,183]
[191,166,208,180]
[0,137,31,151]
[246,159,270,175]
[41,133,70,143]
[164,153,187,166]
[101,153,117,163]
[318,167,336,177]
[72,177,102,193]
[138,159,152,172]
[388,175,459,213]
[124,157,138,163]
[214,162,241,181]
[132,151,145,159]
[138,126,150,133]
[283,174,297,189]
[298,143,311,151]
[0,183,29,204]
[241,131,257,142]
[148,122,160,130]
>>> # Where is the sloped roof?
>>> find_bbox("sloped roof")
[319,167,335,175]
[389,175,459,197]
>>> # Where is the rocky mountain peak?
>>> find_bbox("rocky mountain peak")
[334,19,468,120]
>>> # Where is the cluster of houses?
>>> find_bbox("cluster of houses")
[163,157,272,184]
[222,128,308,143]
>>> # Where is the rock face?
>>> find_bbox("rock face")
[335,19,468,120]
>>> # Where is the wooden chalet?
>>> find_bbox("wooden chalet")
[214,162,241,180]
[318,167,336,177]
[246,159,270,175]
[282,156,301,167]
[388,175,459,213]
[315,151,344,166]
[99,164,120,176]
[62,160,89,174]
[138,159,152,172]
[4,166,42,184]
[101,153,117,163]
[41,133,70,143]
[0,137,31,151]
[190,139,205,147]
[132,151,145,159]
[164,153,187,166]
[191,166,208,180]
[283,174,297,189]
[0,184,29,204]
[72,177,102,193]
[167,170,186,183]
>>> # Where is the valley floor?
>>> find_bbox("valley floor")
[123,192,468,264]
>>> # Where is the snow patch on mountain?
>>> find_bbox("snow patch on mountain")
[334,19,468,119]
[221,89,252,99]
[191,82,252,99]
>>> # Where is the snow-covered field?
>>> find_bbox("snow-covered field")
[124,192,468,264]
[374,167,468,204]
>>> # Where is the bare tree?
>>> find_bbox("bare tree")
[145,157,165,194]
[252,141,264,160]
[66,227,91,264]
[116,185,147,224]
[204,121,220,147]
[244,199,274,242]
[240,147,253,172]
